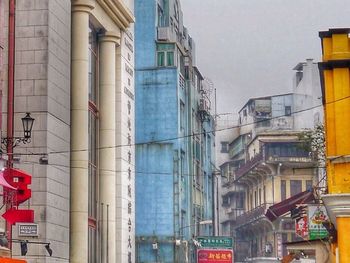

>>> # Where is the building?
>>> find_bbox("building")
[218,60,323,262]
[319,28,350,263]
[0,1,135,262]
[135,0,215,262]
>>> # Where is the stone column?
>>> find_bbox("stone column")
[99,31,120,263]
[71,1,94,263]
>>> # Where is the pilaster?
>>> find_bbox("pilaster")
[99,31,119,263]
[70,2,94,262]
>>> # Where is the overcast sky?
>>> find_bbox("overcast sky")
[181,0,350,115]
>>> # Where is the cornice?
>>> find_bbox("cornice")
[96,0,135,30]
[322,194,350,228]
[72,0,95,13]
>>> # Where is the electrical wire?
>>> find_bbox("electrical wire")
[2,93,347,157]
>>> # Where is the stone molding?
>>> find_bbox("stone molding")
[96,0,135,30]
[99,31,121,45]
[322,194,350,227]
[72,0,95,13]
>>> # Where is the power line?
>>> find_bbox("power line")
[2,94,347,157]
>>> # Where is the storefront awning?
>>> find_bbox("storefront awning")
[0,171,16,190]
[265,190,314,221]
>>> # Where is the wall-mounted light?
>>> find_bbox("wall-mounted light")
[39,155,48,165]
[1,112,35,148]
[152,242,158,250]
[21,112,35,139]
[45,243,53,256]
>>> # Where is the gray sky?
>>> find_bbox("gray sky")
[181,0,350,114]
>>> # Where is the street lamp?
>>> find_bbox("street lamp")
[177,220,213,263]
[1,112,35,148]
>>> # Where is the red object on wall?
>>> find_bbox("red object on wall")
[2,208,34,225]
[3,168,32,206]
[197,249,234,263]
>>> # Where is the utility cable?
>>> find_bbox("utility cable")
[0,94,345,157]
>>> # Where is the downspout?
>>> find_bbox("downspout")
[6,0,16,250]
[7,0,15,167]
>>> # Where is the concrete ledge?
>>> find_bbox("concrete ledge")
[322,194,350,228]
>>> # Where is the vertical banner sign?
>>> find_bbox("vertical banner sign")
[276,234,283,258]
[295,216,309,239]
[308,205,329,240]
[124,28,135,263]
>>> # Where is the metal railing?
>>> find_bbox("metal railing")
[235,203,272,226]
[235,152,263,180]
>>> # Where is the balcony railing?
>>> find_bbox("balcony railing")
[235,152,263,180]
[228,208,245,221]
[235,203,272,226]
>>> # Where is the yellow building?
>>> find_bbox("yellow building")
[319,28,350,263]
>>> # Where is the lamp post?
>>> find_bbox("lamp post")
[1,112,35,167]
[177,220,213,263]
[1,112,34,250]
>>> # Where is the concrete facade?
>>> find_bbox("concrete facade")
[217,60,323,262]
[0,0,135,262]
[135,0,215,262]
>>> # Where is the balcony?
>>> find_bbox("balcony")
[157,27,177,42]
[236,203,272,226]
[228,208,245,221]
[235,152,263,181]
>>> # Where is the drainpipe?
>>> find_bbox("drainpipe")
[7,0,15,167]
[6,0,16,250]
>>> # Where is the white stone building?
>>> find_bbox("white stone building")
[0,0,135,262]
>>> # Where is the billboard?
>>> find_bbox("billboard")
[197,249,233,263]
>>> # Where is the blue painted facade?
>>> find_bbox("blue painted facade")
[135,0,215,262]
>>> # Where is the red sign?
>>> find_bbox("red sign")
[3,168,32,206]
[295,215,309,239]
[2,208,34,225]
[197,249,233,263]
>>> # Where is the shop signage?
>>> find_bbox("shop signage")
[308,205,329,240]
[295,216,309,239]
[197,249,233,263]
[18,223,39,237]
[197,237,233,248]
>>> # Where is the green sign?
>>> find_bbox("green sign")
[197,236,233,248]
[308,205,329,240]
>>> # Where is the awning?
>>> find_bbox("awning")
[265,190,314,221]
[0,171,16,190]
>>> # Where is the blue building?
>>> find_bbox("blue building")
[135,0,216,262]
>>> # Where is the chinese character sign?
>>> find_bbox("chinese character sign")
[197,249,233,263]
[295,216,309,239]
[308,205,329,240]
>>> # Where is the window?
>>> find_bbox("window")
[222,196,230,206]
[281,180,286,201]
[88,24,98,263]
[290,180,302,196]
[157,43,175,67]
[259,188,262,205]
[157,51,165,66]
[254,191,257,207]
[180,101,185,131]
[236,192,244,209]
[306,180,313,191]
[88,27,98,102]
[285,106,292,116]
[221,141,229,153]
[157,4,165,27]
